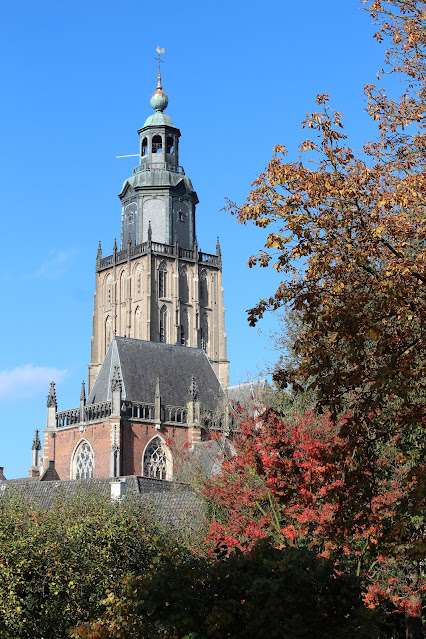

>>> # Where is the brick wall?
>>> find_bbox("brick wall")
[53,422,111,480]
[53,420,200,480]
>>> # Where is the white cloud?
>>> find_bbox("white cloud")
[31,250,75,279]
[0,365,68,400]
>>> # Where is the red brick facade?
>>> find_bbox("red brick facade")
[46,418,200,481]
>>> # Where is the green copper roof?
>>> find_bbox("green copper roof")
[143,111,174,127]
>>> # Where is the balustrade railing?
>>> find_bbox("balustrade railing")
[133,162,185,175]
[56,408,80,428]
[55,400,207,428]
[98,242,221,272]
[199,252,219,266]
[163,406,187,424]
[84,401,112,423]
[122,401,156,421]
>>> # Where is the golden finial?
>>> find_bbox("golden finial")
[155,46,165,90]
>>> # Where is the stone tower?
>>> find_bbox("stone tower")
[88,66,229,391]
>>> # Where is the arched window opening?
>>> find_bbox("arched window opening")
[141,137,148,156]
[158,262,167,298]
[120,271,126,303]
[160,305,167,343]
[179,265,188,303]
[72,441,94,479]
[106,275,113,308]
[152,135,162,154]
[166,136,174,154]
[135,307,141,340]
[181,308,188,346]
[105,316,112,353]
[135,264,143,298]
[200,313,208,352]
[143,436,168,479]
[200,270,208,305]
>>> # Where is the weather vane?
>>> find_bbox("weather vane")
[155,46,165,89]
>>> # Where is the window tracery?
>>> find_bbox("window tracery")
[160,305,167,343]
[72,441,94,479]
[200,270,208,305]
[159,262,167,298]
[143,437,167,480]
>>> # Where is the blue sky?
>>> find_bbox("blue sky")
[1,0,387,478]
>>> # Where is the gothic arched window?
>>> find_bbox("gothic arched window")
[120,271,126,303]
[72,440,94,479]
[105,316,112,353]
[200,270,208,306]
[181,308,188,346]
[159,305,167,343]
[179,265,188,303]
[158,262,167,298]
[143,437,169,480]
[200,312,208,352]
[135,306,141,340]
[106,275,113,308]
[152,135,162,154]
[135,264,143,298]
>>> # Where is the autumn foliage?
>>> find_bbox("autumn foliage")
[224,1,426,635]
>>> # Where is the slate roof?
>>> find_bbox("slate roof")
[176,437,235,484]
[0,475,205,531]
[88,337,224,412]
[228,379,272,407]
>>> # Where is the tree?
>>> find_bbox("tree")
[229,1,426,636]
[0,492,162,639]
[72,540,380,639]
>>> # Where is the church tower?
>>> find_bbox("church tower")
[88,60,229,391]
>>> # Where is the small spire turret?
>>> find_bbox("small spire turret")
[216,237,222,265]
[80,380,86,403]
[32,429,41,451]
[47,382,57,409]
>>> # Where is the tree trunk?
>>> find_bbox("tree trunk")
[406,562,423,639]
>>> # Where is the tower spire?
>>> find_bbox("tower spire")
[150,47,168,113]
[155,46,165,90]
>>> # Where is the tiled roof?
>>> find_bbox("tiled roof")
[88,337,224,412]
[0,475,205,530]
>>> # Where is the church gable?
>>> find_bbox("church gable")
[88,337,223,412]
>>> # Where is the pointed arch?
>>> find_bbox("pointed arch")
[181,307,189,346]
[105,316,112,353]
[200,312,208,352]
[135,306,141,340]
[159,304,167,343]
[199,269,208,306]
[142,435,172,480]
[158,261,167,298]
[105,274,113,309]
[120,270,126,303]
[134,263,143,299]
[179,264,188,303]
[71,439,94,479]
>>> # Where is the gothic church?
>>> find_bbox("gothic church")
[29,59,229,482]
